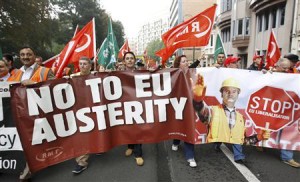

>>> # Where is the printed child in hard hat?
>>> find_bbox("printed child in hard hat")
[192,75,270,164]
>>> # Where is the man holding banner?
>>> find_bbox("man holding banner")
[192,75,270,164]
[8,47,54,83]
[70,56,93,174]
[274,54,300,168]
[8,46,55,181]
[123,51,144,166]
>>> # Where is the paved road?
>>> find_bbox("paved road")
[1,142,299,181]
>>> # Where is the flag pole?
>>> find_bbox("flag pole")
[93,48,101,71]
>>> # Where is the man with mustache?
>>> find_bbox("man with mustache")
[8,46,54,181]
[8,46,54,83]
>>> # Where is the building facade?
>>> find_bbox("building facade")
[169,0,217,65]
[217,0,297,68]
[135,19,169,56]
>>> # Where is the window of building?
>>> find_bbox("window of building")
[221,0,232,13]
[262,50,267,57]
[258,15,262,32]
[210,35,213,47]
[280,5,285,26]
[271,9,277,28]
[238,19,243,35]
[221,27,231,42]
[245,17,250,35]
[264,13,269,31]
[232,20,235,37]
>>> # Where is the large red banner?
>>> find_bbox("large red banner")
[8,68,300,173]
[10,69,195,172]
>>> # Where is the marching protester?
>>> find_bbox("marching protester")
[0,60,10,81]
[7,46,54,181]
[192,75,270,165]
[271,54,300,168]
[247,55,265,71]
[2,53,18,75]
[35,56,44,66]
[123,51,144,166]
[8,46,54,84]
[115,59,125,71]
[171,55,197,168]
[223,56,240,69]
[70,56,93,174]
[213,52,226,68]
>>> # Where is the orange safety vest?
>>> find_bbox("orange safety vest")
[9,68,18,76]
[7,66,50,82]
[207,105,245,144]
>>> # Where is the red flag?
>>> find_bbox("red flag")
[118,39,131,59]
[157,5,217,65]
[55,18,96,78]
[43,54,59,68]
[266,31,281,69]
[155,48,170,63]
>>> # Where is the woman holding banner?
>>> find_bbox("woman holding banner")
[171,55,197,168]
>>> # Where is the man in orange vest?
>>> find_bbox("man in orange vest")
[8,46,54,83]
[8,46,54,181]
[192,76,270,165]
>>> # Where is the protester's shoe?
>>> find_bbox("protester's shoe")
[171,144,179,151]
[282,159,300,168]
[72,165,87,174]
[135,157,144,166]
[19,166,31,180]
[235,159,247,165]
[125,148,133,156]
[187,158,197,168]
[19,171,31,180]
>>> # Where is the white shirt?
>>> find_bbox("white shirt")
[0,73,10,81]
[224,106,236,129]
[20,63,37,81]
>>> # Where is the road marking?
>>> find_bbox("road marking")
[220,144,260,182]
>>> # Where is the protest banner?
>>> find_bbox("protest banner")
[7,68,300,172]
[0,82,26,174]
[10,69,195,172]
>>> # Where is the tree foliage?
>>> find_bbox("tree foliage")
[0,0,124,59]
[0,0,59,58]
[146,39,164,61]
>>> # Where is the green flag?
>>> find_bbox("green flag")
[214,34,226,63]
[0,46,3,60]
[97,18,119,70]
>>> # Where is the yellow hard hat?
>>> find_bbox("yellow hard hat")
[220,78,240,91]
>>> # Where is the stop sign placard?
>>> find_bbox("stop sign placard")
[246,86,296,131]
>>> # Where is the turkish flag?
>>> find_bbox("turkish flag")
[43,54,59,69]
[266,31,281,69]
[55,18,96,78]
[118,39,131,59]
[156,5,216,65]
